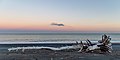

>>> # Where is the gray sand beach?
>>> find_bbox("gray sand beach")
[0,49,120,60]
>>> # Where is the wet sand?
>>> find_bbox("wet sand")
[0,49,120,60]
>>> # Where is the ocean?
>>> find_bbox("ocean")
[0,32,120,42]
[0,32,120,51]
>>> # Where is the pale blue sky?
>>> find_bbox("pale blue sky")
[0,0,120,32]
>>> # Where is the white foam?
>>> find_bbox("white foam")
[1,41,120,44]
[0,41,75,44]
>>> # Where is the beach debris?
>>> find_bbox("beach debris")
[78,34,112,53]
[8,45,81,52]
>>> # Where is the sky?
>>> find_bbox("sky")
[0,0,120,32]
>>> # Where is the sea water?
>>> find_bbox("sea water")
[0,32,120,52]
[0,32,120,60]
[0,32,120,42]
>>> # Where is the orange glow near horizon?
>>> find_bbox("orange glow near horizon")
[0,18,120,32]
[0,22,120,32]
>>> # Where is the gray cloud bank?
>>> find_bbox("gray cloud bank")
[51,23,64,26]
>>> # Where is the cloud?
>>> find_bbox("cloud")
[51,23,64,26]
